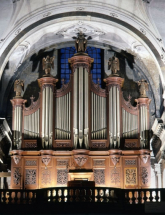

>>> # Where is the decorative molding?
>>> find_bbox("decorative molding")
[41,168,51,185]
[13,168,21,185]
[94,169,105,185]
[24,95,40,115]
[110,12,118,18]
[56,81,71,97]
[13,155,21,165]
[111,168,120,184]
[25,160,37,166]
[25,169,36,185]
[91,81,106,97]
[141,167,148,185]
[125,160,136,165]
[43,12,51,17]
[122,94,137,115]
[15,28,21,35]
[57,169,68,185]
[74,155,88,167]
[93,160,105,166]
[125,168,137,185]
[76,7,85,11]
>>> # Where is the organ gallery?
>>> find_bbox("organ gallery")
[10,34,151,190]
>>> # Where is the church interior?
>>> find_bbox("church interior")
[0,0,165,213]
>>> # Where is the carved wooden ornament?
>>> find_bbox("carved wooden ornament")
[74,155,88,167]
[140,155,149,164]
[111,156,120,166]
[41,156,51,166]
[13,155,21,165]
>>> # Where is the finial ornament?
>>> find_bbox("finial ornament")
[108,55,120,76]
[14,79,24,98]
[137,79,149,98]
[42,55,55,76]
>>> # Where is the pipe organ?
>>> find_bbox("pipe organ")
[10,42,152,190]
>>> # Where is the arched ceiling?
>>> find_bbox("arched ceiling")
[0,0,164,121]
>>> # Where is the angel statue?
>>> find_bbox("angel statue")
[137,79,149,98]
[42,56,55,75]
[108,55,120,75]
[14,79,24,98]
[73,32,92,53]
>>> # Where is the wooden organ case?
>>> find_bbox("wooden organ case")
[10,47,151,190]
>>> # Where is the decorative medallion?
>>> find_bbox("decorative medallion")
[57,169,68,185]
[111,168,120,184]
[74,155,88,167]
[140,155,149,164]
[41,169,51,185]
[111,156,120,166]
[25,169,36,185]
[13,168,21,185]
[13,155,21,165]
[42,156,51,167]
[125,168,137,185]
[141,167,148,185]
[94,169,105,185]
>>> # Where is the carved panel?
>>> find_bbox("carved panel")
[25,160,37,166]
[125,168,137,185]
[41,168,51,185]
[57,170,68,185]
[125,141,138,148]
[125,160,136,165]
[56,142,70,147]
[24,142,37,148]
[57,160,68,167]
[91,142,106,148]
[25,169,36,185]
[111,168,120,184]
[94,169,105,185]
[13,168,21,185]
[141,167,148,185]
[93,159,105,166]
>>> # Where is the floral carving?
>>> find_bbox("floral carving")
[111,156,120,166]
[140,155,149,164]
[13,168,21,185]
[141,167,148,185]
[57,169,68,185]
[111,168,120,184]
[41,169,51,185]
[74,155,88,167]
[125,168,137,185]
[25,160,37,166]
[13,155,21,165]
[25,169,36,185]
[94,169,105,185]
[91,142,106,148]
[57,160,68,166]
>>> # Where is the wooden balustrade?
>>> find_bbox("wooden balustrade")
[0,188,164,204]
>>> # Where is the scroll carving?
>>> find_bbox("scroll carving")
[125,168,137,185]
[25,169,36,185]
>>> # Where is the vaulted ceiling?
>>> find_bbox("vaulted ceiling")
[0,0,165,123]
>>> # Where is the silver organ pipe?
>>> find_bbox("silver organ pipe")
[55,92,71,140]
[79,67,83,148]
[13,106,22,148]
[91,91,107,140]
[109,86,120,148]
[24,109,40,139]
[122,108,138,139]
[140,105,148,148]
[84,69,88,148]
[73,68,78,147]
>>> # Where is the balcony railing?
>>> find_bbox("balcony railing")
[0,187,164,204]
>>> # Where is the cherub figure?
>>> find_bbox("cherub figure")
[137,79,149,98]
[108,56,120,75]
[14,79,24,97]
[42,56,55,75]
